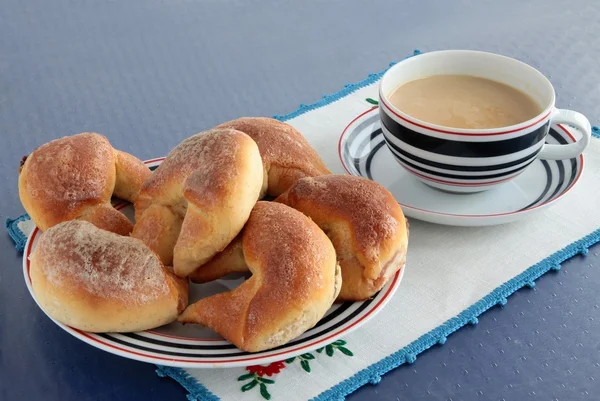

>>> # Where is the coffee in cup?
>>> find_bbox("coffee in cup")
[388,75,542,129]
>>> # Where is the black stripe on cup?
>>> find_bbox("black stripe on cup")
[358,128,542,179]
[380,108,550,158]
[391,151,538,180]
[379,129,543,172]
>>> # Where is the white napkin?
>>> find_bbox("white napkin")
[153,72,600,400]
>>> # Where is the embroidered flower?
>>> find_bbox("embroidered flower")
[237,341,354,399]
[246,361,286,377]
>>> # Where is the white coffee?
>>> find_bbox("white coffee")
[389,75,542,129]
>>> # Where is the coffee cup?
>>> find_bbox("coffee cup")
[378,50,591,193]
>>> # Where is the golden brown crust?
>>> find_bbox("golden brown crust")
[78,202,133,236]
[114,150,152,202]
[276,175,408,301]
[179,202,341,352]
[215,117,331,196]
[132,129,264,276]
[18,132,148,235]
[29,221,188,332]
[131,203,183,266]
[19,133,115,230]
[337,248,405,301]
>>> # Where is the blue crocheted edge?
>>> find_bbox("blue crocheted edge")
[5,214,31,252]
[156,366,220,401]
[6,48,600,400]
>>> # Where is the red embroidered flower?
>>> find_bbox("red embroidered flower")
[246,361,286,377]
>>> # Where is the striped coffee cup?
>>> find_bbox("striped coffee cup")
[378,50,591,193]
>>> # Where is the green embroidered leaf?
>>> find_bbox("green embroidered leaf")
[237,373,255,381]
[241,380,258,392]
[332,340,347,346]
[316,347,324,353]
[260,383,271,400]
[366,98,379,105]
[301,359,311,373]
[337,346,354,356]
[285,357,296,364]
[326,345,334,356]
[257,377,275,384]
[301,353,315,360]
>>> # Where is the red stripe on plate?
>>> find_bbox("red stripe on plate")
[144,157,166,164]
[143,330,226,342]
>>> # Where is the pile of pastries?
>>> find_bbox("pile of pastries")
[20,117,409,352]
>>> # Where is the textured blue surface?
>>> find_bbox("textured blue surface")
[2,0,600,400]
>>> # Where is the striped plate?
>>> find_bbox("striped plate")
[22,158,405,368]
[339,108,584,227]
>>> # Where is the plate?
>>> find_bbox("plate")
[338,108,584,227]
[22,158,405,368]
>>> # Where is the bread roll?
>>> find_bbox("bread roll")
[19,132,150,235]
[214,117,331,197]
[276,175,408,301]
[181,202,341,352]
[132,129,264,277]
[29,220,188,332]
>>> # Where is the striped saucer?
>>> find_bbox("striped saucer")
[338,108,584,227]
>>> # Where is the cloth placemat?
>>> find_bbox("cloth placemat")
[7,51,600,401]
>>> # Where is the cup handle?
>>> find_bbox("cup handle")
[538,108,591,160]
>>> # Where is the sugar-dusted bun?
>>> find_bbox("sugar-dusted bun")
[18,132,151,235]
[132,129,264,277]
[276,175,408,301]
[29,220,188,333]
[181,202,341,352]
[215,117,331,197]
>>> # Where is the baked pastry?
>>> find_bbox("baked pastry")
[276,175,408,301]
[18,132,151,235]
[29,220,188,333]
[214,117,331,197]
[181,201,341,352]
[132,129,264,277]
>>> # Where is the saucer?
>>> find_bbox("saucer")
[338,108,584,227]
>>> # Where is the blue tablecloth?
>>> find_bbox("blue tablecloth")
[2,0,599,400]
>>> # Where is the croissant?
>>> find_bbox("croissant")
[214,117,331,197]
[18,132,150,235]
[29,220,188,332]
[181,201,341,352]
[276,175,409,301]
[132,129,264,277]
